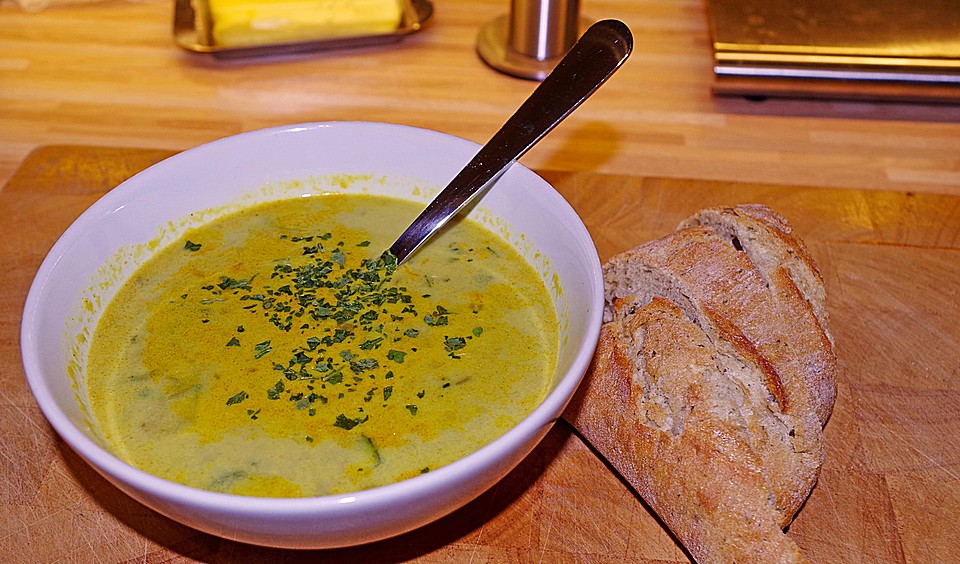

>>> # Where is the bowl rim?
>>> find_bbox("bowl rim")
[20,120,604,517]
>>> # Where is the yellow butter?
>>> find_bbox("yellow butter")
[208,0,404,47]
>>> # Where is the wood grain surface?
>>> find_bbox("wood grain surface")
[1,145,958,562]
[2,0,960,198]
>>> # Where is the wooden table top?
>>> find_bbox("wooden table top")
[2,0,959,560]
[2,145,959,562]
[1,0,960,197]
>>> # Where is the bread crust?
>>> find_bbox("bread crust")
[566,205,835,563]
[679,204,836,424]
[569,297,809,563]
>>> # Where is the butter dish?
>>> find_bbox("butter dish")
[174,0,433,58]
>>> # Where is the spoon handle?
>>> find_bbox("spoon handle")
[388,19,633,264]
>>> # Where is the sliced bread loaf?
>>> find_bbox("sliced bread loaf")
[566,204,836,562]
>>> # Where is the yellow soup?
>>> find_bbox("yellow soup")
[86,193,558,497]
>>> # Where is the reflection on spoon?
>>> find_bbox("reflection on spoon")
[387,19,633,265]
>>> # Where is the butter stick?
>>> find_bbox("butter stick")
[208,0,404,47]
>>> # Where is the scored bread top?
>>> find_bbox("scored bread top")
[603,205,837,432]
[679,204,831,350]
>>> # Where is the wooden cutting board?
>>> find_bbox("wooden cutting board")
[2,146,958,563]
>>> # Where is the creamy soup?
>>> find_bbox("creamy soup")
[86,193,558,497]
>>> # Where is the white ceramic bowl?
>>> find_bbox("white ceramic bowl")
[21,122,603,549]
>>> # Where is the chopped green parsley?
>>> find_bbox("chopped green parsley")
[195,237,482,432]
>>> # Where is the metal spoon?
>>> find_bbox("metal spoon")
[388,19,633,264]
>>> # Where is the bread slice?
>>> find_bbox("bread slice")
[566,204,836,562]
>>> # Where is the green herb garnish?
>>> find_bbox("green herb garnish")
[253,340,272,359]
[199,234,474,428]
[334,413,369,430]
[217,276,252,291]
[266,380,285,400]
[226,391,248,405]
